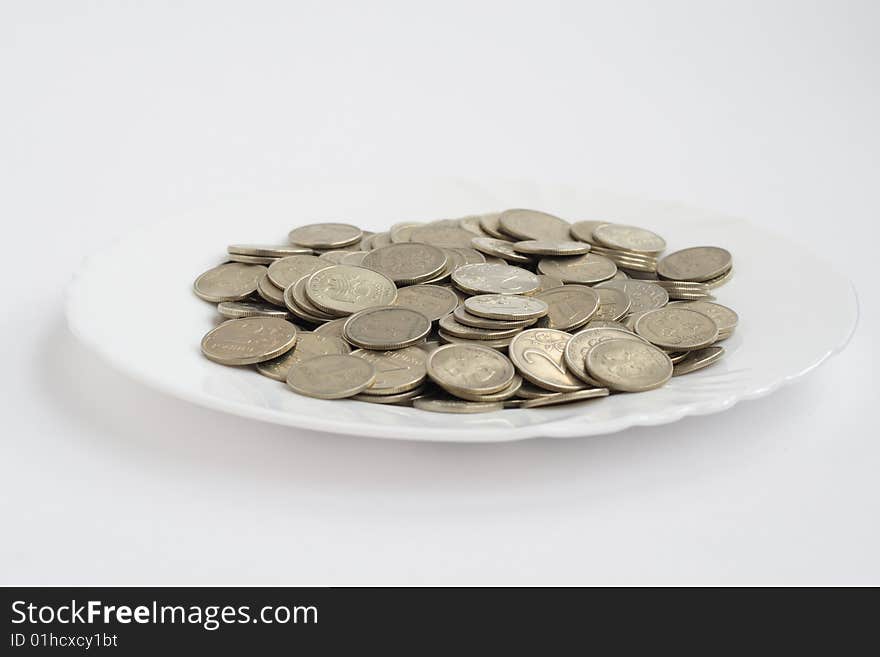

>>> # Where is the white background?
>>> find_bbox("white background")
[1,1,877,584]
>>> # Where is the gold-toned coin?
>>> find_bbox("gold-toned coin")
[426,343,515,395]
[657,246,732,282]
[452,263,540,296]
[392,284,459,322]
[288,223,363,249]
[194,262,266,302]
[412,397,503,414]
[537,253,617,284]
[534,285,599,331]
[464,294,549,321]
[228,244,312,257]
[256,272,286,307]
[351,347,427,395]
[498,209,571,241]
[452,306,536,329]
[470,237,533,264]
[593,287,632,321]
[217,300,291,320]
[305,265,398,316]
[343,306,432,350]
[201,317,298,365]
[569,220,607,244]
[267,254,326,289]
[361,243,447,284]
[585,338,673,392]
[672,346,725,376]
[596,279,668,314]
[512,240,591,256]
[255,331,349,381]
[563,327,647,385]
[438,313,523,340]
[286,354,375,399]
[508,329,585,392]
[520,388,610,408]
[634,307,719,350]
[591,224,666,255]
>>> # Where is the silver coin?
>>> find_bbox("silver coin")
[287,277,337,321]
[438,313,523,340]
[426,343,515,395]
[228,244,313,257]
[657,246,732,282]
[392,284,459,322]
[585,338,673,392]
[256,331,349,381]
[201,317,298,365]
[286,354,375,399]
[452,306,536,329]
[470,237,533,264]
[672,346,725,376]
[306,265,398,316]
[512,240,591,256]
[457,215,490,237]
[352,385,427,405]
[437,330,514,350]
[452,263,540,296]
[591,224,666,254]
[676,300,738,334]
[288,223,363,249]
[452,247,487,265]
[535,274,565,292]
[498,209,571,241]
[412,397,503,414]
[447,374,523,402]
[409,223,477,248]
[267,254,326,289]
[339,250,369,266]
[520,388,610,408]
[593,287,632,321]
[515,382,559,399]
[256,272,286,307]
[537,253,617,284]
[534,285,599,331]
[217,300,291,320]
[343,306,432,350]
[370,232,393,249]
[595,279,668,314]
[508,329,585,392]
[226,253,279,265]
[361,242,447,284]
[569,220,608,244]
[464,294,549,321]
[313,317,348,339]
[478,212,507,239]
[351,346,427,394]
[389,221,425,243]
[704,267,734,289]
[584,319,632,331]
[194,262,266,302]
[634,307,719,350]
[318,250,358,264]
[563,327,647,385]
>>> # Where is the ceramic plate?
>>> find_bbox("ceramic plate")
[65,180,858,441]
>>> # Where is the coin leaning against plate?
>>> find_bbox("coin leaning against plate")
[534,285,599,331]
[672,346,725,376]
[452,263,540,296]
[255,332,350,381]
[563,327,647,385]
[217,300,291,320]
[513,240,592,256]
[426,343,515,395]
[201,317,298,365]
[585,338,673,392]
[350,346,427,394]
[288,222,363,249]
[464,294,549,320]
[537,253,617,284]
[305,265,398,316]
[498,208,572,241]
[286,354,375,399]
[391,284,459,322]
[595,279,669,314]
[508,328,585,392]
[591,223,666,255]
[657,246,732,282]
[361,242,447,284]
[520,388,610,408]
[634,306,719,350]
[343,306,432,350]
[194,262,266,302]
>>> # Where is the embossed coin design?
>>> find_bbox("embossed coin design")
[351,347,428,394]
[509,329,585,392]
[286,354,375,399]
[255,332,349,381]
[534,285,599,331]
[361,243,447,284]
[426,344,515,395]
[585,338,673,392]
[306,265,397,316]
[596,279,669,314]
[537,253,617,284]
[634,307,719,350]
[201,317,298,365]
[564,327,646,385]
[452,263,540,296]
[194,262,266,302]
[343,306,431,350]
[392,284,459,322]
[593,287,632,321]
[267,254,326,289]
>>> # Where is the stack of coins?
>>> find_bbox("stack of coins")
[194,210,738,412]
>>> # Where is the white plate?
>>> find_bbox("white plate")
[65,180,858,442]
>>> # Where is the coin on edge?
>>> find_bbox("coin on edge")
[585,338,673,392]
[201,317,298,365]
[286,354,376,399]
[194,262,266,302]
[512,240,591,256]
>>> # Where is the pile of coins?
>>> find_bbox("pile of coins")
[194,210,737,413]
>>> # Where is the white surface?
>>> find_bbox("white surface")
[66,182,857,441]
[1,0,878,584]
